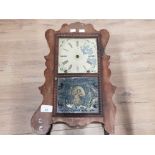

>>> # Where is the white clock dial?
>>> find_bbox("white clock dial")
[58,38,98,73]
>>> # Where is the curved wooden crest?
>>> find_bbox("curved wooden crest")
[31,22,116,134]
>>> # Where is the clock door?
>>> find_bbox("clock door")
[54,34,103,116]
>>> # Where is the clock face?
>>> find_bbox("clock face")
[58,38,98,73]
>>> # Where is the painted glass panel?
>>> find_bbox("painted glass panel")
[57,77,99,113]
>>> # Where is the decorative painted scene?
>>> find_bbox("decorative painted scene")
[57,77,100,113]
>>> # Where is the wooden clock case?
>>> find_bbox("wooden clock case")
[31,22,116,135]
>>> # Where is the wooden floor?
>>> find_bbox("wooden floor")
[0,20,155,135]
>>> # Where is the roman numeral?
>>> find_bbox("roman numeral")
[83,65,87,71]
[76,41,79,47]
[62,60,69,65]
[76,66,79,71]
[68,43,73,48]
[88,55,95,57]
[60,55,67,57]
[87,60,93,65]
[63,48,69,52]
[68,64,72,70]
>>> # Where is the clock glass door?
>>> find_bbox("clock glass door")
[54,35,102,116]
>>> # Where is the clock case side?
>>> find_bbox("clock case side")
[31,29,55,134]
[100,29,116,134]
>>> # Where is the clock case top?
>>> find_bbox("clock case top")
[54,33,103,117]
[31,22,116,134]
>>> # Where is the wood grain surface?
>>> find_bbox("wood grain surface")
[0,20,155,135]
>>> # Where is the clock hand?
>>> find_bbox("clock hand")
[68,43,73,48]
[82,65,87,71]
[63,48,69,52]
[68,64,72,70]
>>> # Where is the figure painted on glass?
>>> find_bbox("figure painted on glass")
[72,86,85,105]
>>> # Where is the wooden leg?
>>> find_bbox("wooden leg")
[104,128,110,135]
[31,106,53,135]
[102,124,110,135]
[103,127,110,135]
[46,124,53,135]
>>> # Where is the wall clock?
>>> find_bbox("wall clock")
[31,22,116,135]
